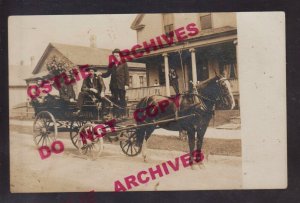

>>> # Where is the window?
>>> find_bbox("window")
[200,14,212,30]
[221,63,238,79]
[229,64,238,79]
[139,76,144,87]
[129,76,133,87]
[164,24,174,35]
[196,59,209,81]
[159,64,165,85]
[163,14,174,36]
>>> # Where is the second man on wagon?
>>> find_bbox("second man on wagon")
[100,48,129,118]
[76,67,105,114]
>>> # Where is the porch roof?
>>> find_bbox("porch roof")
[133,26,237,59]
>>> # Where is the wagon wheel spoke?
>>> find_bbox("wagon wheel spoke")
[33,111,57,148]
[77,123,103,157]
[41,136,45,146]
[73,137,78,145]
[120,126,142,157]
[36,122,43,128]
[130,144,133,155]
[42,118,47,125]
[37,135,44,145]
[133,145,138,153]
[122,140,130,149]
[87,145,91,154]
[71,132,78,139]
[34,126,42,132]
[46,136,50,145]
[83,146,88,154]
[70,121,86,149]
[46,135,52,145]
[46,121,51,128]
[126,143,131,154]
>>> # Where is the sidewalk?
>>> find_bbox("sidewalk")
[10,119,33,127]
[153,128,240,140]
[9,119,241,140]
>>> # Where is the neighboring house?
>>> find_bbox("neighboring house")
[26,43,146,99]
[9,62,32,109]
[129,13,239,111]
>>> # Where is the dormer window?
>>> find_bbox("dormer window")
[163,13,174,36]
[200,14,212,30]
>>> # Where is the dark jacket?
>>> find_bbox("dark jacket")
[81,75,106,97]
[102,63,129,90]
[169,69,178,81]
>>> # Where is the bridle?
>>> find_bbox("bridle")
[215,77,232,105]
[196,77,231,104]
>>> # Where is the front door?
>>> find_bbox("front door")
[197,59,209,81]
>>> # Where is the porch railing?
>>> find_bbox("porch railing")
[127,86,167,102]
[127,79,239,102]
[229,78,239,94]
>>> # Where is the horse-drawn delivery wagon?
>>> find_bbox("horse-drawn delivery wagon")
[29,67,235,163]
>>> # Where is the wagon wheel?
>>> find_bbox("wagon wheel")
[69,120,87,149]
[77,123,104,158]
[119,126,142,157]
[33,111,57,148]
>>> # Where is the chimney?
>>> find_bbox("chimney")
[89,35,97,48]
[20,60,24,66]
[30,56,35,69]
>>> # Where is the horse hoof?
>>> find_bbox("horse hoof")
[154,182,160,191]
[197,162,206,169]
[143,155,148,163]
[190,164,197,170]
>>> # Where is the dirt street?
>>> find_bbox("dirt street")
[10,128,242,192]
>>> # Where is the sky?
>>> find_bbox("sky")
[8,14,138,66]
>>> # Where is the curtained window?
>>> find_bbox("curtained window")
[139,76,144,87]
[163,14,174,36]
[222,63,238,79]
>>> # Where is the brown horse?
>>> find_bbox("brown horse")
[135,75,235,166]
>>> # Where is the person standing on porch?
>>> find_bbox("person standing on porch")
[153,79,160,95]
[169,68,179,95]
[100,48,129,117]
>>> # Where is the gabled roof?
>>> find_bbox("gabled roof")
[25,70,53,82]
[130,14,145,30]
[32,43,112,74]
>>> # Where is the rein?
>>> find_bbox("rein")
[102,96,127,110]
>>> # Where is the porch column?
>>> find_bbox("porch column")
[189,48,197,84]
[162,53,170,96]
[233,39,239,76]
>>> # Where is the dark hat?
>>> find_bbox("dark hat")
[86,66,97,72]
[112,48,121,54]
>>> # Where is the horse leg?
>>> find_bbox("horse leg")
[136,127,147,162]
[195,125,208,169]
[187,128,196,170]
[142,126,155,162]
[136,128,145,147]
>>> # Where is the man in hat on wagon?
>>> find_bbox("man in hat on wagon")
[99,48,129,117]
[75,66,105,114]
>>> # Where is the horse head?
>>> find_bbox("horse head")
[196,74,235,110]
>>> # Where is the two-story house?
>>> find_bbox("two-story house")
[128,13,239,112]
